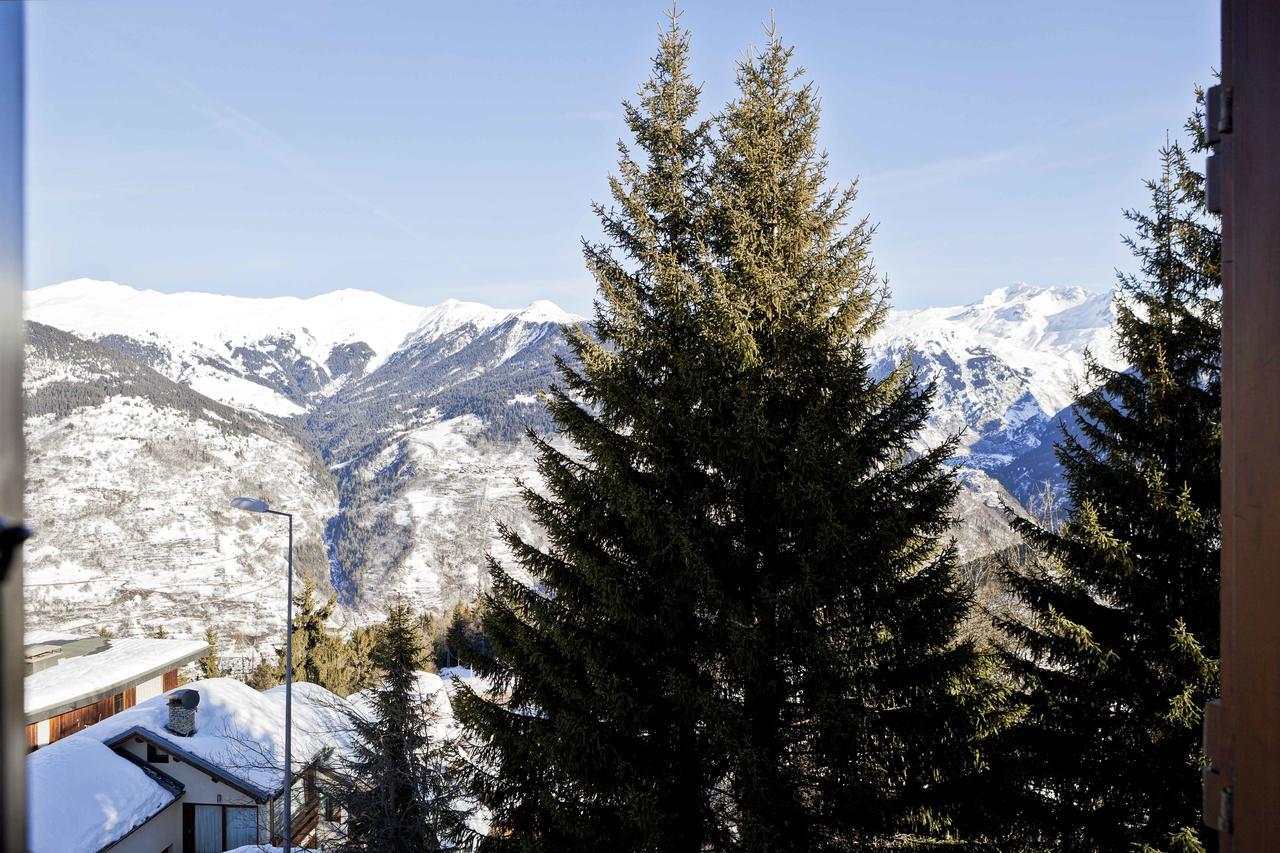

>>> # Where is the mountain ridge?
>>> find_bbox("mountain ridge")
[23,278,1118,650]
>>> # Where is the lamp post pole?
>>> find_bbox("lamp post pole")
[274,508,293,853]
[229,497,293,853]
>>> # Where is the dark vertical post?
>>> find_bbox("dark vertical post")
[284,511,293,853]
[0,4,24,850]
[1216,0,1280,848]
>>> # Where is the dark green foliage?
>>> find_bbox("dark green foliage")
[247,656,281,691]
[280,576,356,695]
[346,623,383,693]
[455,16,1005,853]
[424,601,490,671]
[995,94,1221,853]
[701,32,1008,853]
[199,625,222,679]
[320,602,473,852]
[454,17,723,851]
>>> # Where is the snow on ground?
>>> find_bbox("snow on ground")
[23,629,79,644]
[383,415,549,608]
[23,390,337,657]
[876,283,1118,416]
[439,665,492,698]
[24,637,208,717]
[28,736,177,853]
[185,369,306,417]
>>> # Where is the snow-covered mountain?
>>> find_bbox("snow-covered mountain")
[23,321,338,652]
[871,283,1118,504]
[24,279,1118,645]
[26,279,575,418]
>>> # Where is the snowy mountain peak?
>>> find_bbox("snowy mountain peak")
[516,300,579,325]
[25,280,583,416]
[973,282,1100,313]
[409,298,509,342]
[24,277,1123,643]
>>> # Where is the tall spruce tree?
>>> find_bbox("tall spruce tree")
[996,96,1221,853]
[456,17,1005,853]
[453,14,725,852]
[275,576,354,695]
[322,601,472,852]
[199,625,221,679]
[703,32,1005,851]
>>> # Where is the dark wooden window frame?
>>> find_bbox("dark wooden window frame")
[181,802,257,853]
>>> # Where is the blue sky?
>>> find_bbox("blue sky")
[27,1,1218,314]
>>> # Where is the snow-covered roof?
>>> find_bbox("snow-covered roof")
[28,735,180,853]
[83,677,352,800]
[439,664,493,698]
[24,636,209,722]
[346,670,474,754]
[27,678,352,852]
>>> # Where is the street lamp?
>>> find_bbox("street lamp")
[230,496,294,853]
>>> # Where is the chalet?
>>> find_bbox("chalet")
[27,677,348,853]
[24,631,210,751]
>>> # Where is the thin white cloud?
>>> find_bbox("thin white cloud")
[46,12,422,241]
[861,146,1029,198]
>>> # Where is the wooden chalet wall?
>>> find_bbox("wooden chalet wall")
[23,666,184,751]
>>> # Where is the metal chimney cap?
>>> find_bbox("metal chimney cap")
[168,689,200,710]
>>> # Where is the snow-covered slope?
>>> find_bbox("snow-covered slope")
[870,283,1118,509]
[24,280,582,625]
[879,284,1115,414]
[23,279,1117,639]
[26,279,578,418]
[24,322,339,651]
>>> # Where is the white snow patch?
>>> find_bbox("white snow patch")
[28,736,176,853]
[81,678,352,796]
[24,637,208,718]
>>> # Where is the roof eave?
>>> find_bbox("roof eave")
[90,787,181,853]
[105,726,274,804]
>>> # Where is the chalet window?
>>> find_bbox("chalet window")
[146,742,168,763]
[183,803,257,853]
[224,806,256,848]
[113,692,123,714]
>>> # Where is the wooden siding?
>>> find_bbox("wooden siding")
[1217,1,1280,847]
[162,669,179,691]
[292,798,319,847]
[36,686,138,747]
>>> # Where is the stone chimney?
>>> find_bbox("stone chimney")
[166,689,199,737]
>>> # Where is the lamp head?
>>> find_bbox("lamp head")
[230,496,269,513]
